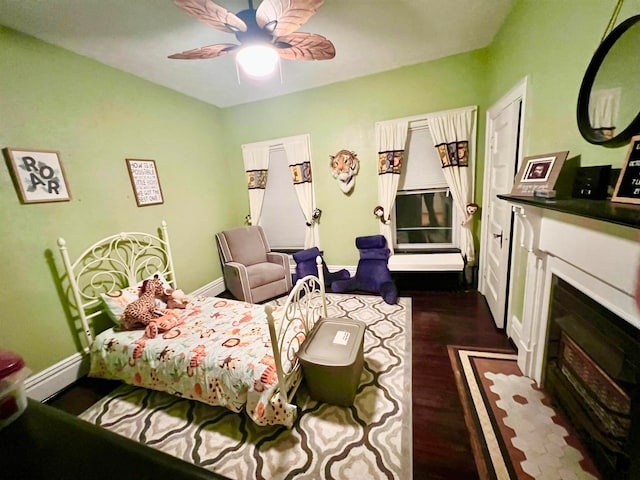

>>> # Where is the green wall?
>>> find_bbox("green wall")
[221,49,490,265]
[2,0,639,379]
[0,27,245,372]
[487,0,638,165]
[485,0,639,318]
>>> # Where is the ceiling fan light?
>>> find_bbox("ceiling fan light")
[236,45,279,77]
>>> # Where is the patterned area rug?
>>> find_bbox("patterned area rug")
[448,346,601,480]
[79,294,412,480]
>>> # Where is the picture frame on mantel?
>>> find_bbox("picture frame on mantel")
[125,158,164,207]
[3,147,72,204]
[612,135,640,205]
[510,151,570,197]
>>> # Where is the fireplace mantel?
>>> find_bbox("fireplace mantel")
[497,195,640,229]
[498,195,640,384]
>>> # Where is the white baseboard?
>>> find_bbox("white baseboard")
[509,313,523,352]
[189,277,226,297]
[25,351,90,402]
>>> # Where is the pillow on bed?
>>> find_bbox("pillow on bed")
[100,272,172,325]
[100,287,140,326]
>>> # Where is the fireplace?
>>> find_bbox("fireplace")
[544,276,640,479]
[494,197,639,478]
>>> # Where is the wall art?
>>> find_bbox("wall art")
[3,147,71,203]
[126,158,164,206]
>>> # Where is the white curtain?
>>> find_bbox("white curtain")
[375,120,409,252]
[242,144,270,225]
[426,108,476,264]
[283,135,317,249]
[589,87,620,132]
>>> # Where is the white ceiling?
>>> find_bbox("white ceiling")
[0,0,514,108]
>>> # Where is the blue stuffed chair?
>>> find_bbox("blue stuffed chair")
[292,247,350,287]
[331,235,398,305]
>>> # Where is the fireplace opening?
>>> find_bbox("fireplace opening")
[544,276,640,479]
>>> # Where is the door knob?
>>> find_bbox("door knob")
[493,231,503,248]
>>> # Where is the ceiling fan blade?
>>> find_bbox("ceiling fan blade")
[168,43,239,60]
[173,0,247,33]
[256,0,325,37]
[276,32,335,61]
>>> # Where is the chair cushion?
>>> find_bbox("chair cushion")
[246,262,287,288]
[293,247,321,264]
[222,227,268,266]
[293,247,321,279]
[293,247,350,288]
[355,235,387,250]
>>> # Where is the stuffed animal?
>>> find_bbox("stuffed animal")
[144,312,182,339]
[330,149,360,194]
[160,288,189,309]
[120,276,184,339]
[120,276,166,331]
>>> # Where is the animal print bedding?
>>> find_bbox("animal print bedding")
[89,296,305,427]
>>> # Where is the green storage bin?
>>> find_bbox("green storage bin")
[297,317,366,406]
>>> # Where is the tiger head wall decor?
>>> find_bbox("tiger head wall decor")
[330,149,359,194]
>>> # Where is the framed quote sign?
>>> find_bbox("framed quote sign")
[3,147,72,203]
[125,159,164,207]
[612,135,640,205]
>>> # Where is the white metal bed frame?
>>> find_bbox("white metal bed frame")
[57,221,327,416]
[58,221,177,348]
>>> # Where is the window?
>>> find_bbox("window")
[393,121,459,250]
[259,147,306,250]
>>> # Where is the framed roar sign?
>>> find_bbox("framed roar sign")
[3,147,72,203]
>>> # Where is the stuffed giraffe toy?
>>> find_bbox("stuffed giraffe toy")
[120,276,181,339]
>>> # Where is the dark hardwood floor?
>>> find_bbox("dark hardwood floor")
[46,285,515,479]
[409,288,514,479]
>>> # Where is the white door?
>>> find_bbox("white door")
[480,99,522,328]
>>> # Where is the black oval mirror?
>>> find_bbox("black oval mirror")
[577,14,640,147]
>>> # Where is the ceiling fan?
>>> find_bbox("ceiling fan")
[169,0,336,75]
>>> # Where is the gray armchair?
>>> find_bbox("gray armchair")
[215,226,293,303]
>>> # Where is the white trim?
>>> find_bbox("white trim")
[508,312,524,355]
[189,277,226,298]
[25,351,89,402]
[479,76,528,329]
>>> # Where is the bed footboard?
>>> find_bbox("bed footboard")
[265,257,326,411]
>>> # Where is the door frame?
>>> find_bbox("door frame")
[479,76,528,334]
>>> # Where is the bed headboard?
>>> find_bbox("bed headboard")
[57,221,176,348]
